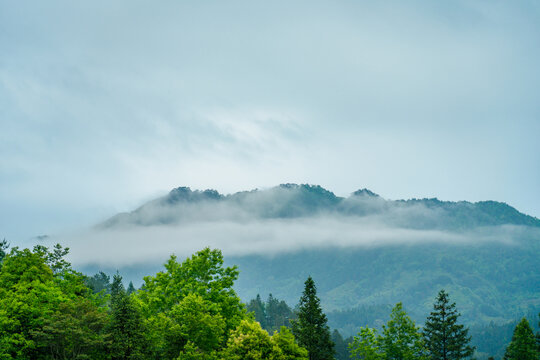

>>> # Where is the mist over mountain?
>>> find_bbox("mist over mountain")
[75,184,539,334]
[99,184,540,230]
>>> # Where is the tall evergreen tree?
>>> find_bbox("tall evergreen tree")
[108,273,147,359]
[503,318,538,360]
[423,290,475,360]
[291,276,334,360]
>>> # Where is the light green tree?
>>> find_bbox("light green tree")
[350,303,427,360]
[503,318,538,360]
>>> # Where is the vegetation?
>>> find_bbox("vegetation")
[349,303,427,360]
[423,290,475,360]
[291,276,334,360]
[503,318,538,360]
[0,242,536,359]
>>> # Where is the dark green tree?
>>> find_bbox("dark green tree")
[423,290,475,360]
[331,329,351,360]
[0,238,8,265]
[127,281,136,295]
[291,276,334,360]
[85,271,111,294]
[503,318,538,360]
[247,294,267,329]
[108,274,147,359]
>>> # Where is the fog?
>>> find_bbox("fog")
[49,217,527,268]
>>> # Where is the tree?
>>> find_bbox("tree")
[331,329,352,360]
[503,318,538,360]
[108,274,147,359]
[136,248,245,358]
[272,326,309,360]
[349,327,384,360]
[222,319,280,360]
[247,294,267,329]
[350,303,426,360]
[32,298,110,359]
[382,303,426,360]
[423,290,475,360]
[291,276,334,360]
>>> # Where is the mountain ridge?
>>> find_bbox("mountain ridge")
[99,184,540,230]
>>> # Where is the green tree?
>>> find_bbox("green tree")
[423,290,475,360]
[349,327,384,360]
[247,294,267,329]
[291,276,334,360]
[381,303,426,360]
[331,329,351,360]
[108,274,147,359]
[0,238,8,265]
[271,326,308,360]
[0,247,66,359]
[136,248,245,358]
[350,303,426,360]
[222,319,280,360]
[503,318,538,360]
[85,272,111,294]
[31,298,110,359]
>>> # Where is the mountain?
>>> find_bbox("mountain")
[91,184,540,359]
[100,184,540,230]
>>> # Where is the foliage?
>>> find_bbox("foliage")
[503,318,538,360]
[291,276,334,360]
[136,248,245,358]
[31,298,110,359]
[222,319,280,360]
[423,290,475,360]
[247,294,296,333]
[108,274,147,359]
[221,320,308,360]
[349,303,427,360]
[331,330,352,360]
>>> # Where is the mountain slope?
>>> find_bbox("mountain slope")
[100,184,540,230]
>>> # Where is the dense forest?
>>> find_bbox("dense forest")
[0,240,538,360]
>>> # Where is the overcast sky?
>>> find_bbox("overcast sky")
[1,0,539,243]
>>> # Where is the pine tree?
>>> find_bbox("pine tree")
[291,276,334,360]
[503,318,538,360]
[423,290,475,360]
[108,274,147,359]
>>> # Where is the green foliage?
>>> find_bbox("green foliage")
[221,320,307,360]
[108,274,147,359]
[247,294,296,333]
[85,272,111,294]
[349,327,384,360]
[0,247,66,359]
[503,318,538,360]
[271,326,309,360]
[136,248,245,359]
[291,276,334,360]
[331,329,352,360]
[31,298,110,359]
[222,319,280,360]
[350,303,427,360]
[423,290,474,360]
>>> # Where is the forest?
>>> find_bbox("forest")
[0,240,538,360]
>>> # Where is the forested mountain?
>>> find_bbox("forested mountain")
[88,184,539,359]
[99,184,540,230]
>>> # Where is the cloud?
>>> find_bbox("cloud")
[49,210,530,268]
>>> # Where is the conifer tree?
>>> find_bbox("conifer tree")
[109,274,147,359]
[423,290,474,360]
[503,318,538,360]
[291,276,334,360]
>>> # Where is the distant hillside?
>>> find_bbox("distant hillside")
[100,184,540,230]
[92,183,539,359]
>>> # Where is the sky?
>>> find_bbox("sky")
[1,0,539,243]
